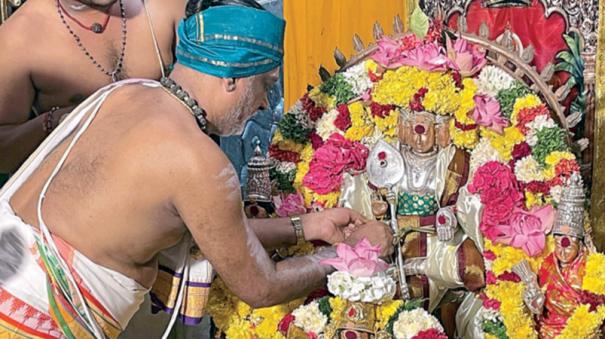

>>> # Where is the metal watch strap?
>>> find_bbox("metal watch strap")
[290,216,305,244]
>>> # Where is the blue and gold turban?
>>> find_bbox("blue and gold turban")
[176,5,286,78]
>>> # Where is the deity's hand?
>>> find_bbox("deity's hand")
[522,284,545,315]
[371,200,388,218]
[301,207,366,245]
[436,206,457,242]
[344,221,394,257]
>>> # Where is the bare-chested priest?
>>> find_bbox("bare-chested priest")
[0,1,394,338]
[0,0,186,177]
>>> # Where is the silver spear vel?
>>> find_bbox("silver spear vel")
[366,140,410,300]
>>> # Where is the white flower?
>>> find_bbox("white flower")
[526,115,556,146]
[393,308,444,339]
[475,65,515,97]
[288,101,313,129]
[343,62,373,97]
[470,138,505,176]
[326,271,396,304]
[276,161,297,174]
[550,185,563,204]
[316,109,343,140]
[292,301,328,335]
[515,155,545,183]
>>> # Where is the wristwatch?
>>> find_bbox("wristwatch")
[290,216,305,245]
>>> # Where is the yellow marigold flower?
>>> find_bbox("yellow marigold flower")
[224,318,254,339]
[309,87,336,110]
[583,252,605,296]
[301,186,314,207]
[313,191,340,208]
[251,307,289,339]
[372,67,423,107]
[485,335,499,339]
[511,94,542,124]
[525,191,545,209]
[294,161,310,190]
[235,300,252,318]
[300,144,315,162]
[373,110,398,134]
[329,297,347,323]
[453,81,477,124]
[348,101,370,127]
[481,126,524,161]
[272,130,284,143]
[558,304,605,339]
[345,125,374,142]
[375,300,404,330]
[364,59,379,73]
[275,138,305,154]
[544,151,575,167]
[450,121,479,150]
[486,281,538,339]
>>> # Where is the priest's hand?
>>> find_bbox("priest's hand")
[301,207,366,245]
[344,221,394,257]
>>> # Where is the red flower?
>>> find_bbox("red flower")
[278,313,295,335]
[370,102,395,119]
[482,297,502,310]
[302,93,326,122]
[498,271,521,283]
[486,271,497,285]
[454,120,478,131]
[269,144,301,163]
[555,159,580,178]
[451,71,463,89]
[522,181,550,194]
[483,250,497,261]
[334,104,352,131]
[580,290,605,312]
[512,142,532,161]
[369,70,383,82]
[309,130,324,150]
[516,105,548,134]
[412,328,448,339]
[409,88,429,112]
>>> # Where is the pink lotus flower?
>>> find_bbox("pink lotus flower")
[446,35,487,77]
[488,205,555,257]
[320,238,389,277]
[473,95,508,134]
[399,42,451,71]
[274,193,307,218]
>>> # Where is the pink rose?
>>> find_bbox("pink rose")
[320,238,389,277]
[446,35,487,77]
[274,193,307,218]
[303,134,368,194]
[473,95,508,134]
[489,205,555,257]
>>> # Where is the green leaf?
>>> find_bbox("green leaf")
[563,33,581,58]
[555,51,574,65]
[410,6,430,38]
[318,297,332,318]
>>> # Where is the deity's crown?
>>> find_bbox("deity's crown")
[400,109,451,125]
[553,172,585,239]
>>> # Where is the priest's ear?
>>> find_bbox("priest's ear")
[225,78,238,92]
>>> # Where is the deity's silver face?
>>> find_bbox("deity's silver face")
[400,114,436,154]
[554,234,581,266]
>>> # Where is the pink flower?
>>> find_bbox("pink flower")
[399,42,451,71]
[486,271,497,285]
[483,297,501,310]
[303,135,368,194]
[278,313,295,335]
[446,35,487,77]
[412,328,448,339]
[274,193,307,218]
[483,250,497,261]
[488,205,555,257]
[473,95,508,134]
[371,35,422,68]
[320,238,389,277]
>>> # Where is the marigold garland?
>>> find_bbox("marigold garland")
[557,305,605,339]
[583,252,605,296]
